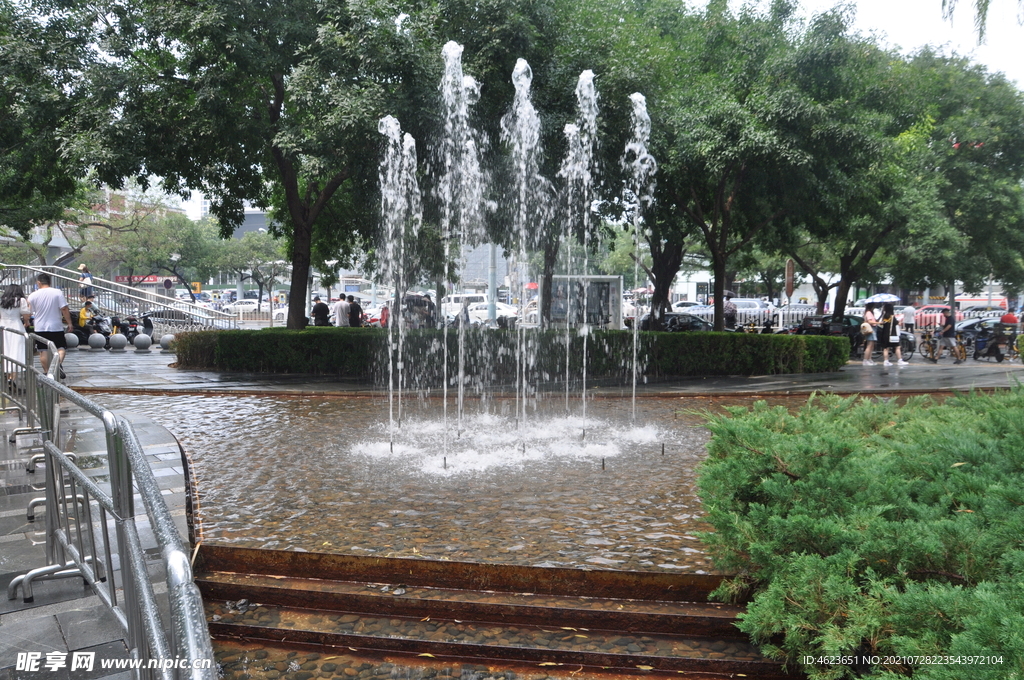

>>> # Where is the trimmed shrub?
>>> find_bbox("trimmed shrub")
[173,328,849,380]
[697,390,1024,679]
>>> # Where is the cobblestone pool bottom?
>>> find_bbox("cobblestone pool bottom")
[90,393,797,573]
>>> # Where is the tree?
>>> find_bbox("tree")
[654,1,815,331]
[942,0,1024,41]
[902,51,1024,305]
[91,213,220,296]
[71,0,442,327]
[0,0,88,235]
[219,231,288,305]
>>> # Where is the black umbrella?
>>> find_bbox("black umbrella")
[723,290,737,298]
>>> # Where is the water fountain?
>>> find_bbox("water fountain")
[90,40,788,680]
[622,92,657,422]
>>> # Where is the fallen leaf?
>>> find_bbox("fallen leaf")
[418,654,435,658]
[560,627,577,631]
[952,462,967,467]
[637,666,654,671]
[538,663,559,667]
[420,617,430,622]
[574,635,589,639]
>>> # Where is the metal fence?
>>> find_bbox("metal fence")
[3,329,215,680]
[0,264,237,333]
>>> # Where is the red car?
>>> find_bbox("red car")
[915,304,963,329]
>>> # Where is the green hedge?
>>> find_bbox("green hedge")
[698,390,1024,679]
[174,327,849,380]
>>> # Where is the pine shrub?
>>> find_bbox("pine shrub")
[698,390,1024,679]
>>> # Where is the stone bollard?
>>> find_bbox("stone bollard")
[108,334,129,352]
[160,334,175,353]
[88,333,107,351]
[64,333,79,350]
[133,334,153,353]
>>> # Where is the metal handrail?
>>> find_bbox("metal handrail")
[0,263,237,331]
[5,331,215,679]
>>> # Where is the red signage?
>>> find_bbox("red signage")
[114,275,160,283]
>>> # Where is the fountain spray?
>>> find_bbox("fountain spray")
[501,58,548,431]
[622,93,657,424]
[378,116,422,450]
[558,71,599,434]
[439,41,485,444]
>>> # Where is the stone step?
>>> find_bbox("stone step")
[196,570,744,638]
[205,599,789,678]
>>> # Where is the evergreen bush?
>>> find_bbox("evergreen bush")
[173,328,849,379]
[698,390,1024,679]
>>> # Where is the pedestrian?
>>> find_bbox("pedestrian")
[1000,308,1019,325]
[27,273,73,378]
[937,308,961,364]
[723,294,737,330]
[879,303,909,367]
[347,295,363,327]
[333,295,350,327]
[379,302,390,329]
[77,264,93,301]
[861,303,879,365]
[423,294,437,329]
[902,304,915,336]
[78,300,96,330]
[311,296,331,326]
[0,284,30,390]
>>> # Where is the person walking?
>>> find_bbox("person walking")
[77,264,94,301]
[879,302,909,366]
[902,304,915,336]
[347,295,363,327]
[937,309,961,364]
[861,303,879,365]
[310,296,331,326]
[27,273,73,378]
[723,294,737,330]
[0,284,31,390]
[333,295,350,327]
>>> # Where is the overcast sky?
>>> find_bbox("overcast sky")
[790,0,1022,86]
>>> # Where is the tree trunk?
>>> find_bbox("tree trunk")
[832,275,855,321]
[287,220,312,329]
[648,240,684,331]
[712,254,727,332]
[540,235,559,329]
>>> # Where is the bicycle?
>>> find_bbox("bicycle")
[922,327,966,363]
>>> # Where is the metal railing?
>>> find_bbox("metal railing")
[3,329,215,680]
[0,264,237,334]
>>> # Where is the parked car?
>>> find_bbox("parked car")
[638,312,713,332]
[671,300,701,311]
[772,303,816,326]
[223,299,270,314]
[915,304,963,328]
[955,316,1005,347]
[960,304,1006,317]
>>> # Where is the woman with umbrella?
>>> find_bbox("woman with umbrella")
[861,294,901,366]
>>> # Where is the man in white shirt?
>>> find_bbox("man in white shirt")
[333,296,350,327]
[27,273,74,378]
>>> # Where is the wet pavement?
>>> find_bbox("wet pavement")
[61,346,1024,397]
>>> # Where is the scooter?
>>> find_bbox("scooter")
[115,314,141,344]
[973,326,1005,362]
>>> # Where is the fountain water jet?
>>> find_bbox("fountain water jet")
[438,41,486,442]
[500,58,550,431]
[557,70,599,431]
[622,92,657,423]
[378,115,422,448]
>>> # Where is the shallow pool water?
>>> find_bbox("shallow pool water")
[94,393,724,572]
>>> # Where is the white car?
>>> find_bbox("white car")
[223,300,270,314]
[466,302,518,324]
